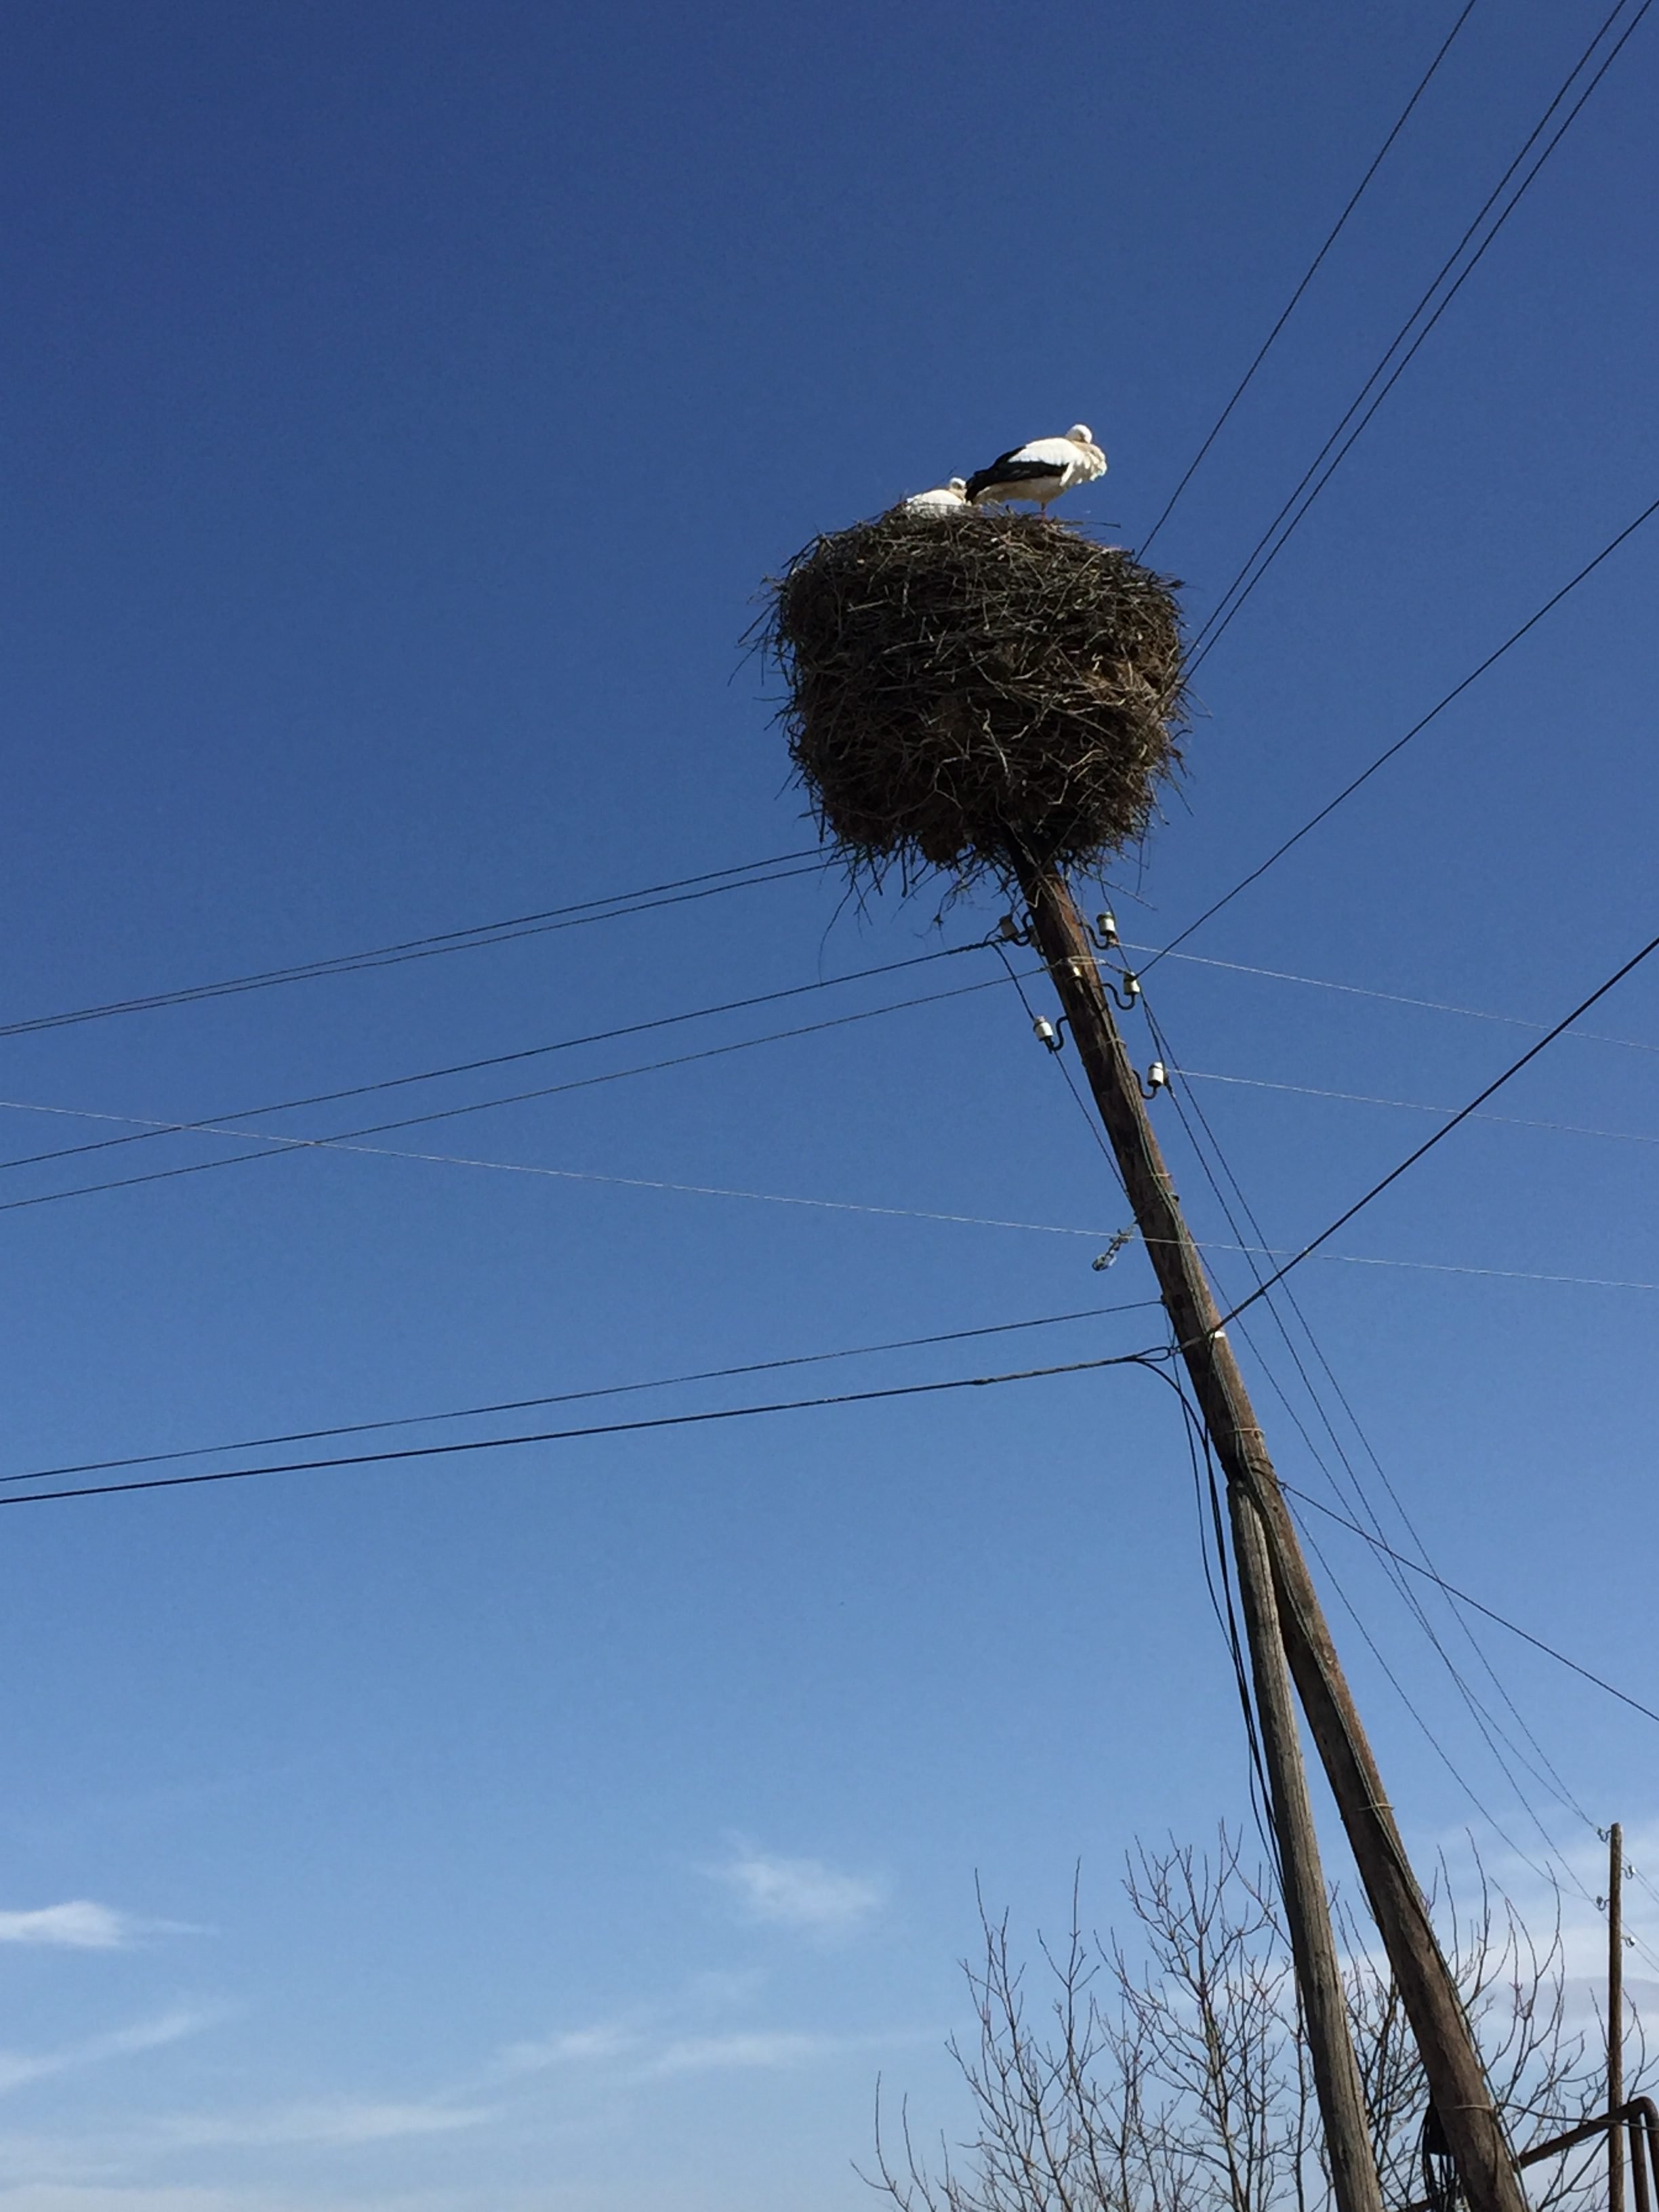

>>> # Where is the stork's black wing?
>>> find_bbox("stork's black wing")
[965,450,1067,501]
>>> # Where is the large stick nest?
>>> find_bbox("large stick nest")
[762,509,1187,889]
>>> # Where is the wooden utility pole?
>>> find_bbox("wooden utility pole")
[1012,859,1528,2212]
[1611,1822,1626,2212]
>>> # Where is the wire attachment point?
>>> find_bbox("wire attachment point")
[1108,970,1143,1012]
[1092,1227,1134,1272]
[1141,1059,1168,1101]
[1032,1015,1067,1054]
[1089,910,1120,951]
[996,912,1036,948]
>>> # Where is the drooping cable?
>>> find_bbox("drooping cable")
[0,965,1028,1220]
[1142,493,1659,975]
[7,1295,1162,1486]
[1183,0,1654,668]
[0,1347,1173,1510]
[0,943,979,1181]
[0,850,827,1042]
[1139,0,1481,555]
[1214,921,1659,1329]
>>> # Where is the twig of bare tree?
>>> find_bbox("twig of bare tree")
[867,1834,1642,2212]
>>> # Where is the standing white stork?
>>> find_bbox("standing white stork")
[965,426,1106,513]
[901,477,969,512]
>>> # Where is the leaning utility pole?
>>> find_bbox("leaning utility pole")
[1611,1822,1626,2212]
[1012,860,1529,2212]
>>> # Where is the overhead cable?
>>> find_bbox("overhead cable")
[1139,0,1481,554]
[1214,920,1659,1328]
[1280,1479,1659,1731]
[0,851,826,1043]
[10,1296,1161,1486]
[1178,1065,1659,1151]
[0,943,978,1181]
[0,1349,1170,1509]
[0,967,1023,1219]
[1127,943,1659,1058]
[1185,0,1654,665]
[1145,491,1659,973]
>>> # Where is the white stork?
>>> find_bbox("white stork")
[902,476,969,512]
[965,426,1107,513]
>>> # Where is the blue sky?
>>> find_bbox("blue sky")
[1,1,1657,2206]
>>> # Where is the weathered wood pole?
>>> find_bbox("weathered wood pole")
[1612,1822,1626,2212]
[1012,858,1526,2212]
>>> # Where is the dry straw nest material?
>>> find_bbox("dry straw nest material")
[764,508,1187,888]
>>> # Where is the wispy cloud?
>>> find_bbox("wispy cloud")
[497,2024,642,2075]
[0,1906,198,1953]
[708,1843,886,1934]
[644,2030,848,2076]
[155,2100,494,2149]
[0,2011,217,2097]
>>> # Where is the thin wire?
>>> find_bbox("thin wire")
[1144,492,1659,974]
[1139,0,1481,554]
[1158,1355,1282,1872]
[1151,1030,1645,1963]
[0,851,827,1042]
[1214,920,1659,1328]
[1149,1000,1589,1845]
[1185,0,1654,665]
[1278,1480,1659,1732]
[0,943,979,1179]
[991,943,1124,1178]
[0,968,1029,1220]
[1178,1065,1659,1151]
[1124,943,1659,1059]
[0,1348,1172,1510]
[8,1297,1163,1486]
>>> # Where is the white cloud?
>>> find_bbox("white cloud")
[0,2013,216,2098]
[497,2025,641,2075]
[644,2031,844,2076]
[155,2102,493,2150]
[0,1908,194,1954]
[709,1845,886,1933]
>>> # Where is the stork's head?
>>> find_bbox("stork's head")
[1067,424,1094,445]
[948,477,967,494]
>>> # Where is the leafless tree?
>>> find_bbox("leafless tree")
[869,1834,1640,2212]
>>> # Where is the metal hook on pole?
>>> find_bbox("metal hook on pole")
[1032,1013,1069,1054]
[1107,968,1143,1013]
[995,912,1036,949]
[1088,909,1120,951]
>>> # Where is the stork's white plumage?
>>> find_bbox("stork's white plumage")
[902,477,969,512]
[966,426,1107,512]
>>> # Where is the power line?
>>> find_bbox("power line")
[0,1348,1170,1510]
[1179,1065,1659,1152]
[1126,943,1659,1059]
[0,966,1025,1220]
[9,1297,1162,1486]
[1185,0,1654,665]
[1279,1479,1659,1732]
[0,943,978,1180]
[1144,492,1659,974]
[0,851,826,1043]
[1139,0,1481,555]
[16,1073,1659,1290]
[1215,920,1659,1329]
[1149,998,1604,1886]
